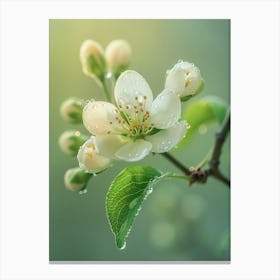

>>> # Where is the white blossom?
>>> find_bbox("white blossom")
[165,61,203,98]
[82,70,189,162]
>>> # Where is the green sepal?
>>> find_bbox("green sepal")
[180,80,204,102]
[87,54,106,82]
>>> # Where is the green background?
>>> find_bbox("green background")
[49,19,230,261]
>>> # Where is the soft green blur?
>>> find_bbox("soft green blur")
[50,19,230,261]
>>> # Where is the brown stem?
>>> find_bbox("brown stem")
[161,152,191,176]
[161,109,230,187]
[206,110,230,187]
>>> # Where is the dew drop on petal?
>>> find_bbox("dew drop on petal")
[105,72,112,79]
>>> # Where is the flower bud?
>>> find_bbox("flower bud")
[80,39,106,81]
[60,97,84,124]
[165,61,204,99]
[64,167,92,192]
[59,130,88,156]
[105,39,132,78]
[77,136,112,174]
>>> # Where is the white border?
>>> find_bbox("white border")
[1,0,279,279]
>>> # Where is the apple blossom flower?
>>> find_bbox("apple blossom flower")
[77,136,112,173]
[165,61,204,99]
[82,70,189,162]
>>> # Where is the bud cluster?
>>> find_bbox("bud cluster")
[80,39,132,83]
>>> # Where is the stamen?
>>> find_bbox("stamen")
[85,152,93,158]
[86,144,95,150]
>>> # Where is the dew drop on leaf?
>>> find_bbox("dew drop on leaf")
[119,242,126,250]
[129,198,138,209]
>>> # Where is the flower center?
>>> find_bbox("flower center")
[113,95,155,137]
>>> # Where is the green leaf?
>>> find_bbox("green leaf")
[180,96,228,146]
[106,166,162,249]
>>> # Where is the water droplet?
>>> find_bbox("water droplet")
[147,187,153,195]
[79,189,87,195]
[119,242,126,250]
[129,199,138,209]
[177,59,183,63]
[105,72,112,79]
[167,140,172,145]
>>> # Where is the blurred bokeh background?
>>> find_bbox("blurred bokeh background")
[49,19,230,261]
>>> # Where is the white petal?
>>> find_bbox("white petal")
[165,61,203,97]
[165,64,185,96]
[114,70,153,114]
[115,139,152,162]
[83,100,126,135]
[77,136,112,173]
[150,89,181,129]
[146,121,188,153]
[95,134,128,159]
[180,62,202,97]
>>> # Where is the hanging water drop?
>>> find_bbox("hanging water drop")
[79,189,87,195]
[119,242,126,250]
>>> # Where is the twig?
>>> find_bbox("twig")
[161,110,230,187]
[204,109,230,187]
[161,152,191,176]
